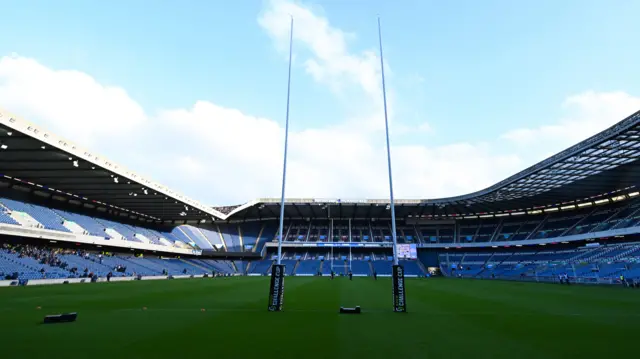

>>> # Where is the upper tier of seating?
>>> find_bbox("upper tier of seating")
[0,197,275,253]
[262,198,640,245]
[3,194,640,253]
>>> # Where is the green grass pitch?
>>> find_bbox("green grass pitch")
[1,277,639,359]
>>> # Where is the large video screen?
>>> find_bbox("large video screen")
[397,244,417,259]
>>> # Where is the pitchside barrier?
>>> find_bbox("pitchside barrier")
[483,275,620,285]
[0,273,421,289]
[0,274,212,287]
[0,280,19,287]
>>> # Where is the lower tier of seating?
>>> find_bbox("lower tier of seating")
[0,244,236,281]
[440,241,640,283]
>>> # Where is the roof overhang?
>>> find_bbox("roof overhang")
[0,108,225,222]
[2,107,639,222]
[225,109,640,220]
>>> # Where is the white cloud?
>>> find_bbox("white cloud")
[0,55,145,148]
[258,0,396,134]
[502,91,640,159]
[259,0,380,99]
[0,53,521,205]
[0,1,637,207]
[417,122,432,133]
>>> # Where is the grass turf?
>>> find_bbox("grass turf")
[1,277,639,359]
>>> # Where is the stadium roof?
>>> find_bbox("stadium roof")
[1,108,640,223]
[225,109,640,220]
[0,108,225,223]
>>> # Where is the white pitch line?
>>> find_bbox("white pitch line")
[108,308,640,317]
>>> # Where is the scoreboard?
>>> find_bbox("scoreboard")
[397,244,417,259]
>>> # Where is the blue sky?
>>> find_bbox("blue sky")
[1,0,640,205]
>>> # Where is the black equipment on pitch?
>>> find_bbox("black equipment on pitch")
[43,312,77,324]
[339,306,361,314]
[392,265,407,312]
[268,264,285,311]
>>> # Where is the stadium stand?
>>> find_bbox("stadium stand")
[439,241,640,283]
[3,105,640,286]
[219,223,242,251]
[249,259,273,275]
[296,260,321,275]
[350,260,371,275]
[0,243,236,280]
[1,197,70,232]
[240,222,261,251]
[4,192,640,284]
[4,192,640,250]
[212,205,241,215]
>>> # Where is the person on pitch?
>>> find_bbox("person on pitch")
[349,271,353,281]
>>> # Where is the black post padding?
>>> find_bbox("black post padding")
[392,265,407,313]
[268,264,286,312]
[43,312,78,324]
[339,306,361,314]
